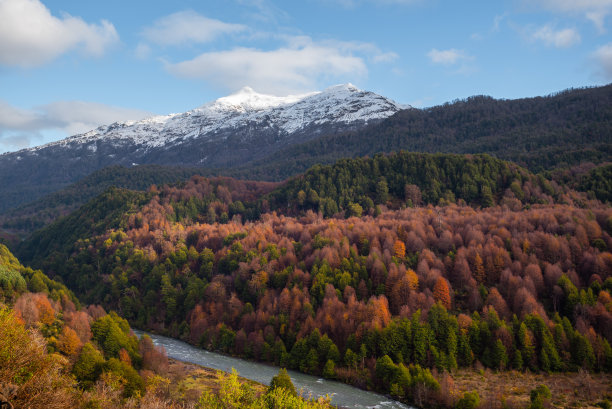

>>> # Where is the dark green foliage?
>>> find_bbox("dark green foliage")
[91,312,141,364]
[73,342,105,388]
[547,163,612,204]
[267,152,553,214]
[16,187,149,272]
[103,358,144,398]
[226,85,612,181]
[0,265,26,300]
[0,243,75,303]
[269,368,296,396]
[529,384,552,409]
[455,391,480,409]
[597,400,612,409]
[0,164,210,235]
[578,164,612,203]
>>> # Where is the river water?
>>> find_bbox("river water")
[134,330,412,409]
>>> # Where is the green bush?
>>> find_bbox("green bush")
[456,391,480,409]
[269,368,297,396]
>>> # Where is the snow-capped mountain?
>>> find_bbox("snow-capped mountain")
[32,83,406,152]
[0,84,407,212]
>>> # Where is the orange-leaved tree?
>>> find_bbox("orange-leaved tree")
[433,277,451,310]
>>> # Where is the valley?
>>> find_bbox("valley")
[0,85,610,409]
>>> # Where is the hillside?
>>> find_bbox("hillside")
[0,242,323,409]
[16,152,563,271]
[13,152,612,408]
[4,152,565,240]
[0,84,401,213]
[547,162,612,204]
[0,164,213,236]
[227,85,612,181]
[1,85,609,239]
[266,152,562,217]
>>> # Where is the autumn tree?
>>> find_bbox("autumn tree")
[433,277,452,310]
[393,240,406,258]
[57,326,82,357]
[473,253,485,284]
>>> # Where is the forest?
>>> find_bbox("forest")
[1,85,610,245]
[225,85,612,182]
[11,152,612,408]
[0,164,215,236]
[0,241,327,409]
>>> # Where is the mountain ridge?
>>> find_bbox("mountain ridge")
[18,83,406,153]
[0,84,404,212]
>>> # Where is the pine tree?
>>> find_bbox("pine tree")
[269,368,297,396]
[491,339,508,370]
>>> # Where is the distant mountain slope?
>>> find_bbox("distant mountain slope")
[0,164,212,236]
[0,84,404,212]
[225,85,612,181]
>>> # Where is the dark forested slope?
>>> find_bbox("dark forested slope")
[266,152,561,217]
[229,85,612,181]
[0,164,211,236]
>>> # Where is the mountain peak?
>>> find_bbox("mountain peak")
[26,83,406,154]
[204,87,315,112]
[324,83,360,93]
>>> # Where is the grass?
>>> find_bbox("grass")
[162,359,267,405]
[444,368,612,408]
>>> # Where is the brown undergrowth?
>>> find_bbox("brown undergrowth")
[164,359,267,405]
[440,368,612,408]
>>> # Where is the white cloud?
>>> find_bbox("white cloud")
[493,13,508,32]
[0,100,152,152]
[372,51,399,63]
[141,10,246,46]
[529,0,612,32]
[531,25,581,48]
[135,43,152,59]
[166,37,371,94]
[236,0,290,24]
[0,0,118,67]
[427,48,472,65]
[41,101,152,136]
[592,43,612,80]
[533,0,612,13]
[317,38,398,63]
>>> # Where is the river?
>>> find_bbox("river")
[134,330,413,409]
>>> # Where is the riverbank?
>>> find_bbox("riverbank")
[137,330,411,408]
[441,368,612,408]
[163,359,267,404]
[140,330,612,409]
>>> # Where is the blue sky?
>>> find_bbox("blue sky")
[1,0,611,152]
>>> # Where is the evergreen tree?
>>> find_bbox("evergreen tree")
[269,368,297,396]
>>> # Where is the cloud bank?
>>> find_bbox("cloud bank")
[531,25,581,48]
[592,42,612,80]
[166,37,381,94]
[427,48,472,65]
[0,0,118,67]
[141,10,246,46]
[0,100,151,153]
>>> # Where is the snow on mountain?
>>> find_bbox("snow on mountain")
[29,83,408,151]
